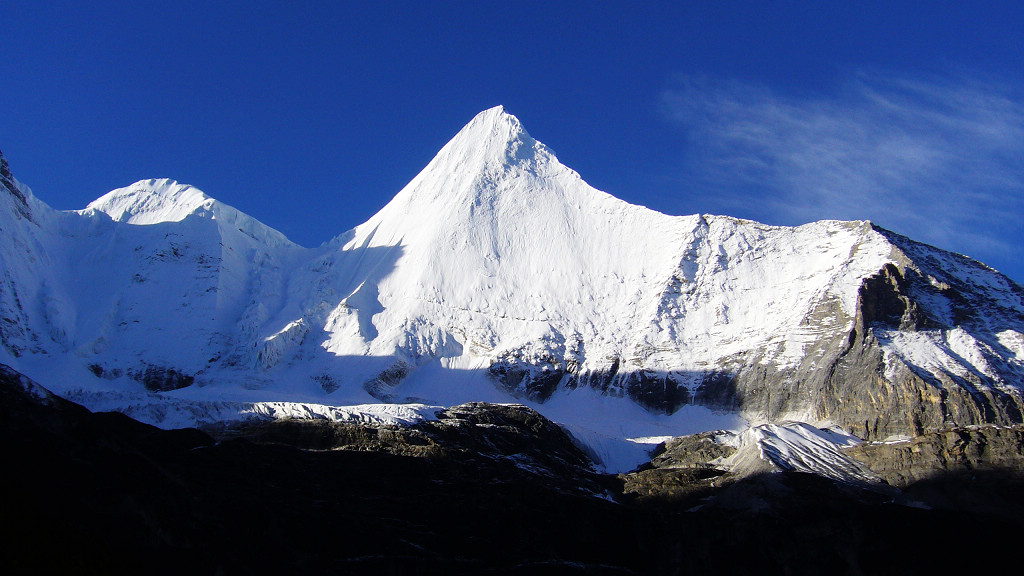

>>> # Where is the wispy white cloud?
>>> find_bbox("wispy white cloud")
[662,72,1024,273]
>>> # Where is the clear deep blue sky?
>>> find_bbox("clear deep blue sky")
[3,1,1022,283]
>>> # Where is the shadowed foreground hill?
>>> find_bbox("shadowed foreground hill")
[3,363,1023,576]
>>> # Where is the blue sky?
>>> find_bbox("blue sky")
[3,1,1022,282]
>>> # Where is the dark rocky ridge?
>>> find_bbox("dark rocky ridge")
[5,363,1024,575]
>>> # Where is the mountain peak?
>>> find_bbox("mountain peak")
[423,105,567,175]
[442,105,532,164]
[336,106,585,249]
[465,104,518,132]
[85,179,214,225]
[84,178,299,249]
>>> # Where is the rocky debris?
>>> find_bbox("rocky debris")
[649,430,738,468]
[418,402,607,494]
[620,466,732,503]
[618,421,1024,515]
[619,423,888,505]
[209,417,444,456]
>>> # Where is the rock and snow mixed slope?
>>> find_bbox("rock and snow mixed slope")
[2,107,1023,475]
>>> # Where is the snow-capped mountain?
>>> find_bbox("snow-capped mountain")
[2,107,1023,457]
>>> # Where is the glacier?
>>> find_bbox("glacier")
[2,106,1023,473]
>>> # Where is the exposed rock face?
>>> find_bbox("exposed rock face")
[858,262,927,330]
[0,151,51,360]
[845,424,1024,487]
[362,360,412,401]
[813,231,1024,440]
[488,360,565,403]
[691,229,1024,441]
[89,363,195,392]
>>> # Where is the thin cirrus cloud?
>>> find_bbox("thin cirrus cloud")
[662,72,1024,271]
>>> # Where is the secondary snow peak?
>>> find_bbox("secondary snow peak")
[86,179,215,224]
[83,178,299,249]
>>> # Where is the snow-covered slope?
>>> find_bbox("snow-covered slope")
[1,107,1023,468]
[1,161,311,398]
[0,150,67,360]
[85,178,297,250]
[263,108,890,402]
